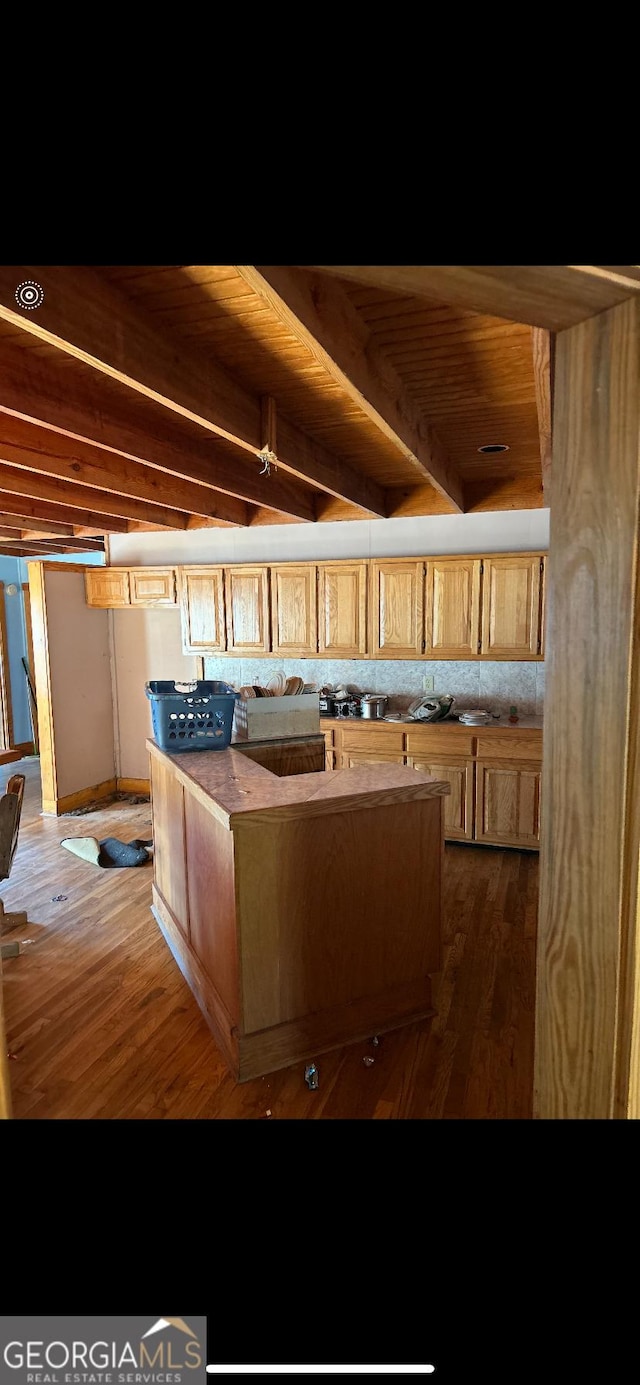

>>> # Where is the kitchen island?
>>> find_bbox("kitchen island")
[148,735,450,1081]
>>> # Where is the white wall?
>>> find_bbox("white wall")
[44,568,115,798]
[109,509,550,567]
[111,607,199,779]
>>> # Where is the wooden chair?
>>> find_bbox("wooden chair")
[0,774,28,948]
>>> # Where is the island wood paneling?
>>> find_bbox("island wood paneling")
[534,295,640,1121]
[184,791,239,1025]
[235,797,442,1034]
[150,755,189,939]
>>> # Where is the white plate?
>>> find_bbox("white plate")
[267,672,287,696]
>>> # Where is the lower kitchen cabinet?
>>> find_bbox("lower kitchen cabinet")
[406,755,474,840]
[323,718,542,850]
[474,760,541,849]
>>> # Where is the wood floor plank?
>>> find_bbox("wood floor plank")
[1,757,538,1119]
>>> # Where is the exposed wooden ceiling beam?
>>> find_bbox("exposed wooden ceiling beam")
[235,266,463,513]
[0,495,128,532]
[532,328,554,502]
[0,416,247,526]
[0,463,191,529]
[22,529,98,541]
[5,535,104,552]
[308,266,640,331]
[0,343,315,522]
[0,542,97,556]
[0,512,75,537]
[0,266,385,515]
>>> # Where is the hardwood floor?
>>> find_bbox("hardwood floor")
[1,756,538,1119]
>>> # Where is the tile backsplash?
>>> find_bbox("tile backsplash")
[203,656,545,717]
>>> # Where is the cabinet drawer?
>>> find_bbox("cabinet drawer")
[475,733,543,761]
[405,727,476,757]
[340,750,406,768]
[339,728,405,754]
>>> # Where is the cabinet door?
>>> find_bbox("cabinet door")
[425,558,481,658]
[475,760,541,848]
[85,569,130,607]
[318,562,368,656]
[130,569,176,606]
[180,568,226,652]
[370,560,424,658]
[270,565,317,655]
[225,567,271,654]
[481,555,544,658]
[406,755,474,840]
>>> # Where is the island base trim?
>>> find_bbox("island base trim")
[236,979,435,1081]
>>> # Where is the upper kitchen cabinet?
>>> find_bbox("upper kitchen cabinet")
[86,567,177,609]
[225,566,271,654]
[425,558,482,659]
[270,565,317,656]
[370,560,425,658]
[318,561,368,657]
[180,567,226,652]
[129,569,177,606]
[85,568,130,608]
[481,555,545,659]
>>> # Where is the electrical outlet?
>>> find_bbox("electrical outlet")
[422,674,434,692]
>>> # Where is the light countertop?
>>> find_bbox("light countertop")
[147,737,451,829]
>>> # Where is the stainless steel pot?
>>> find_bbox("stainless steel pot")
[360,694,388,719]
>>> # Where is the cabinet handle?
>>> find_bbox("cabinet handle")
[477,639,482,653]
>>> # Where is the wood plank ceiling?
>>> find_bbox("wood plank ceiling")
[0,262,584,555]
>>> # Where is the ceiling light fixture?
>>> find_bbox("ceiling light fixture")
[477,443,510,454]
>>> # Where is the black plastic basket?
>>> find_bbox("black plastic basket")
[145,680,239,752]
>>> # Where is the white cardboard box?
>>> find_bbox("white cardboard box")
[232,693,320,742]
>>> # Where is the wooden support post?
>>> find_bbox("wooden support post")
[534,297,640,1119]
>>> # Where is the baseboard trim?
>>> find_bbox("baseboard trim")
[42,778,118,816]
[117,777,150,795]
